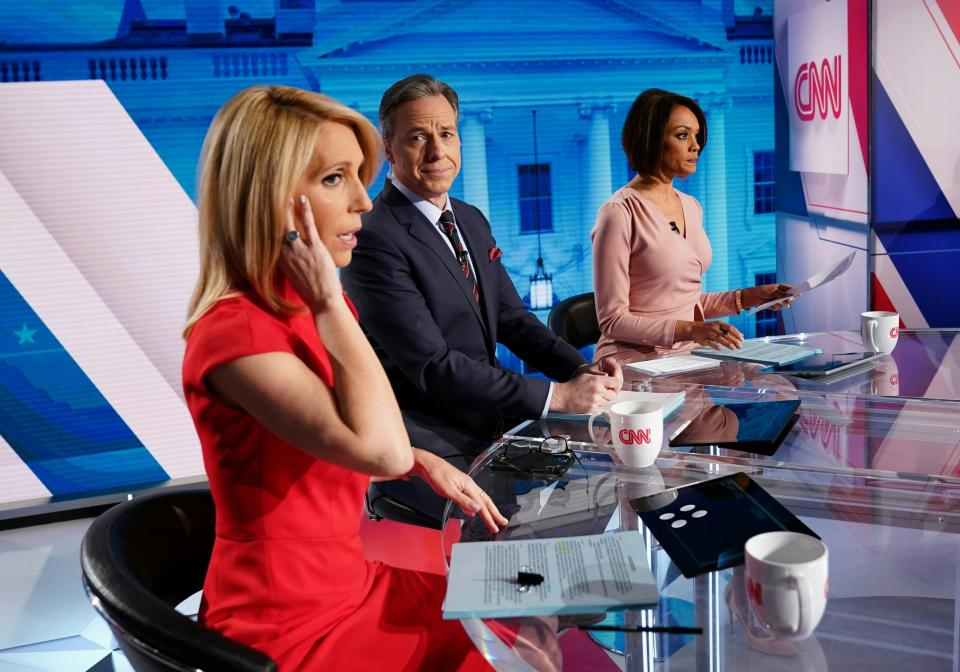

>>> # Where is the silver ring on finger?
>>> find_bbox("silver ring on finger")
[284,230,300,244]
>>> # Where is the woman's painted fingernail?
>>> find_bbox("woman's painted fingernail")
[299,194,307,205]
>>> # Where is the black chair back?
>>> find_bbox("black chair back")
[548,292,601,350]
[365,483,442,530]
[80,486,277,672]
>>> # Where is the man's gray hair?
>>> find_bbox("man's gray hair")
[379,74,459,140]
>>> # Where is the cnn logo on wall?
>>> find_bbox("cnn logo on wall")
[795,55,842,121]
[787,0,849,175]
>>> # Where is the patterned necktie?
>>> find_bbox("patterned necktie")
[438,210,480,305]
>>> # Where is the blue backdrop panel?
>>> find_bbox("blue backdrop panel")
[878,250,960,328]
[0,271,168,496]
[872,74,956,228]
[871,74,960,328]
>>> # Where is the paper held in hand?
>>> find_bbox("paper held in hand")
[747,251,856,315]
[442,531,659,619]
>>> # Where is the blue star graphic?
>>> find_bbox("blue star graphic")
[14,323,36,345]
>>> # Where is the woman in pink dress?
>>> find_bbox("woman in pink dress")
[592,89,793,362]
[181,85,543,671]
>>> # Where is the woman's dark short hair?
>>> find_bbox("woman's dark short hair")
[622,89,707,176]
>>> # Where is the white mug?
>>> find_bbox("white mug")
[588,400,663,467]
[860,311,900,354]
[745,531,829,640]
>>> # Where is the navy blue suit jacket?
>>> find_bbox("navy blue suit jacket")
[341,181,586,458]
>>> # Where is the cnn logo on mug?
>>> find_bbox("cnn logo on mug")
[618,428,653,445]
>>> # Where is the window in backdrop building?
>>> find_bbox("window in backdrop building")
[518,164,552,233]
[753,150,775,214]
[754,272,779,337]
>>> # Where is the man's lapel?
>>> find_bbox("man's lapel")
[382,182,489,338]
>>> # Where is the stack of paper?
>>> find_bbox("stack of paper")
[626,355,720,377]
[442,531,659,619]
[547,389,685,422]
[693,340,821,366]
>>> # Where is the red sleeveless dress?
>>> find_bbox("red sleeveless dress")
[182,282,494,671]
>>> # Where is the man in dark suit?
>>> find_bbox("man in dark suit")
[342,74,622,522]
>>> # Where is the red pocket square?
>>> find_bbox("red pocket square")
[488,246,503,262]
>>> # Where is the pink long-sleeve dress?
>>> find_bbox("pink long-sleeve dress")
[591,187,739,361]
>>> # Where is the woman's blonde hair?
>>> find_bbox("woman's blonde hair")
[184,85,381,337]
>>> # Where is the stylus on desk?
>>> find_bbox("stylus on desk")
[579,624,703,635]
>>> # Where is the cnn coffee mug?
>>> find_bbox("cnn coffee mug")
[860,311,900,354]
[745,531,829,640]
[588,400,663,468]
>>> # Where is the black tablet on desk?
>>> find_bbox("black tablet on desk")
[669,400,800,456]
[790,360,885,391]
[764,351,883,377]
[630,472,819,578]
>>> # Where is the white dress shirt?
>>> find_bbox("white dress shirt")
[388,174,554,418]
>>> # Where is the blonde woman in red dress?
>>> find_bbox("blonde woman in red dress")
[181,85,554,671]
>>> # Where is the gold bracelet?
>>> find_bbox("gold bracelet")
[735,289,744,313]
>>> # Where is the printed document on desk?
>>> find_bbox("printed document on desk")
[693,340,821,366]
[747,251,856,315]
[442,531,659,619]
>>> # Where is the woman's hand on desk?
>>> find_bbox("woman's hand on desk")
[676,320,744,350]
[409,449,508,533]
[742,283,795,311]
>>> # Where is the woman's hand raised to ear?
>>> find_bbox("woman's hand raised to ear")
[278,195,342,314]
[207,193,414,479]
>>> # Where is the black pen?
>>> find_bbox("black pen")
[579,624,703,635]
